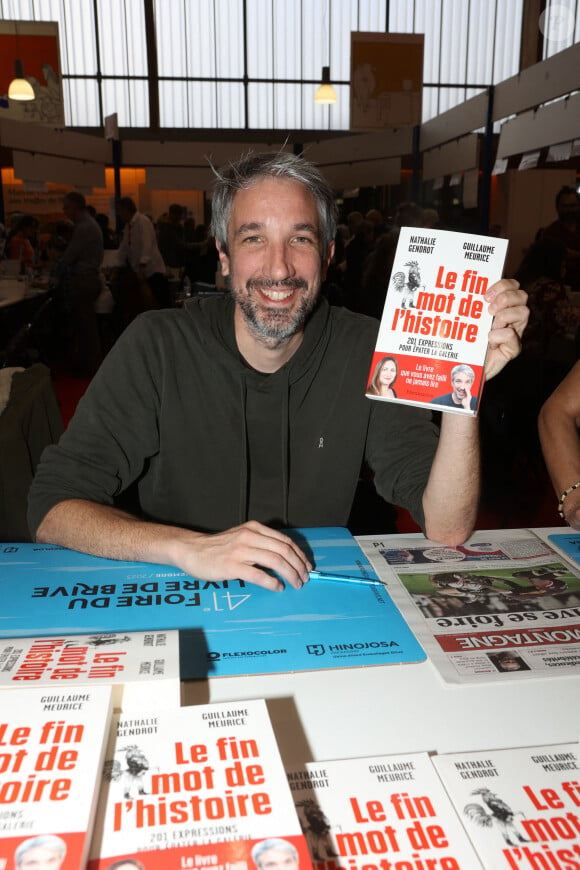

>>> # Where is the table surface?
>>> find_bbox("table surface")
[182,653,579,768]
[183,528,580,767]
[0,277,48,309]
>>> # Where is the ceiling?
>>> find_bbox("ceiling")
[1,0,578,139]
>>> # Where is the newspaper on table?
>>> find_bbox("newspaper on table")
[356,527,580,684]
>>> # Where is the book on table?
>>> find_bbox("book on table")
[432,741,580,869]
[0,630,181,712]
[286,751,483,868]
[0,683,113,870]
[365,227,508,416]
[87,697,314,869]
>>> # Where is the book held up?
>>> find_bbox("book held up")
[366,227,508,415]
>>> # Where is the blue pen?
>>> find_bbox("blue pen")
[308,569,382,587]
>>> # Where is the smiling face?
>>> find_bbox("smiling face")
[217,176,332,356]
[379,359,397,389]
[451,371,473,402]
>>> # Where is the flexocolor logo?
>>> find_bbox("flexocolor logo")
[207,649,286,661]
[307,644,326,656]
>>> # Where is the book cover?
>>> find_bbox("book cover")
[87,698,313,870]
[286,752,482,868]
[0,529,426,678]
[0,684,113,870]
[366,227,508,415]
[0,631,180,712]
[433,742,580,869]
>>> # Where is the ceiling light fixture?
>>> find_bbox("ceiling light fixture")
[8,59,35,101]
[314,66,336,105]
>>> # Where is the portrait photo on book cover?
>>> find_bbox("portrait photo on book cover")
[366,355,399,399]
[12,834,67,870]
[251,838,300,869]
[365,351,484,410]
[429,363,478,411]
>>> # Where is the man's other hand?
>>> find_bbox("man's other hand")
[484,279,529,379]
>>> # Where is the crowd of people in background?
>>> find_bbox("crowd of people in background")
[0,196,219,375]
[1,182,579,409]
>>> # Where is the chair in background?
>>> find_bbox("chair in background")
[0,364,63,541]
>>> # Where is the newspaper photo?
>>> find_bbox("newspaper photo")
[356,528,580,684]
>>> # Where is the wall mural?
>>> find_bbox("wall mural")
[0,21,64,127]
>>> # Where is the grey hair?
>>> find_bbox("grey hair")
[251,838,298,867]
[210,151,337,257]
[15,835,67,867]
[451,364,475,381]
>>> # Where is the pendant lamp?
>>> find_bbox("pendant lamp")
[314,66,337,105]
[8,59,35,101]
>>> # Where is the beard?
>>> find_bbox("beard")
[231,276,318,343]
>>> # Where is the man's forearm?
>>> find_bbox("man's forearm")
[35,500,311,591]
[422,414,480,545]
[35,499,195,568]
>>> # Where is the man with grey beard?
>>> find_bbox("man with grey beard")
[29,152,529,592]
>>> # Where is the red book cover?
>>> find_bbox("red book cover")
[433,741,580,868]
[287,752,482,867]
[88,698,313,869]
[366,227,508,416]
[0,631,180,712]
[0,685,113,870]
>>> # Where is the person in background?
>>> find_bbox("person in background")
[515,236,580,382]
[346,210,363,241]
[421,207,440,230]
[184,223,219,285]
[392,201,425,231]
[157,203,186,271]
[365,207,388,237]
[60,191,104,376]
[541,185,580,293]
[344,218,375,311]
[115,196,170,308]
[359,231,399,318]
[538,360,580,531]
[5,214,38,272]
[183,214,196,243]
[96,212,117,249]
[28,151,528,592]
